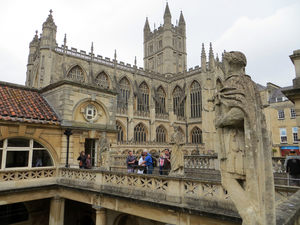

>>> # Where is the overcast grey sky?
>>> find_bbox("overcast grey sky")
[0,0,299,87]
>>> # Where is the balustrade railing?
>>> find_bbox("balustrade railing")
[134,110,150,117]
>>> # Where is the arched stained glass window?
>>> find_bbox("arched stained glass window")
[191,127,202,144]
[68,66,84,82]
[156,125,167,142]
[134,123,147,142]
[155,86,166,114]
[116,122,124,141]
[173,86,185,117]
[95,72,109,88]
[190,81,202,118]
[137,82,149,112]
[118,77,131,109]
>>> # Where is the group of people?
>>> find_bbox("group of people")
[126,148,171,175]
[77,151,91,169]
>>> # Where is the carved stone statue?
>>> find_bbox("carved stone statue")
[213,51,275,225]
[98,132,109,168]
[169,126,185,176]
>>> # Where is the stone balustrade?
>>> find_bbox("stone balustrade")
[111,155,288,174]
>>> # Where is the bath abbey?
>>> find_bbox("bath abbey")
[1,2,300,225]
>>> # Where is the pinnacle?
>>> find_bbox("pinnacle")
[179,11,185,25]
[144,17,150,30]
[164,2,171,17]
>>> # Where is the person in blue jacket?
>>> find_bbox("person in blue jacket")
[141,149,153,174]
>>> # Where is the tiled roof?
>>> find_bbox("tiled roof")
[0,85,60,125]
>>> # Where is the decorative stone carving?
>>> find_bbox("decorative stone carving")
[98,132,109,168]
[169,125,185,176]
[213,51,275,225]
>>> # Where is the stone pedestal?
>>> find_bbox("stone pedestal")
[49,196,65,225]
[93,206,106,225]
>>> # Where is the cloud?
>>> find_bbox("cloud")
[213,2,300,86]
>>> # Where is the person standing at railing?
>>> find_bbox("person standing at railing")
[284,150,300,186]
[86,154,91,169]
[138,155,146,174]
[126,151,136,173]
[159,153,165,175]
[163,149,171,175]
[141,149,153,174]
[77,151,86,169]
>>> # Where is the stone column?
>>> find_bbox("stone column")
[49,196,65,225]
[93,206,107,225]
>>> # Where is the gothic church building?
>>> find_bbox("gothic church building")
[25,3,225,166]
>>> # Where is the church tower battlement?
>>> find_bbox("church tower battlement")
[143,3,187,77]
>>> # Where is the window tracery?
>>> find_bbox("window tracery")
[137,82,149,112]
[95,72,109,88]
[134,123,147,142]
[155,86,166,115]
[156,125,167,143]
[117,77,130,109]
[190,81,202,118]
[173,86,185,117]
[116,121,124,141]
[68,66,84,82]
[191,127,202,144]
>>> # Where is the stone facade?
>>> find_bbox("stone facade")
[25,7,225,160]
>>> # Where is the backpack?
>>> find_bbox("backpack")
[134,157,139,165]
[152,157,157,167]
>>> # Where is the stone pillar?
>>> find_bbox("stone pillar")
[49,196,65,225]
[93,206,107,225]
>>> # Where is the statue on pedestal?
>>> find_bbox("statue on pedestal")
[169,126,185,176]
[98,132,109,168]
[213,51,275,225]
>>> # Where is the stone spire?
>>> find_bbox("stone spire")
[209,42,215,70]
[179,11,185,25]
[163,2,171,24]
[201,43,207,72]
[30,30,39,46]
[144,17,150,31]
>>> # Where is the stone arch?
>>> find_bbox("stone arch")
[113,214,139,225]
[171,84,183,95]
[93,70,111,88]
[190,126,203,144]
[122,149,131,154]
[136,149,144,157]
[137,80,151,92]
[118,75,133,90]
[187,78,202,91]
[66,64,87,82]
[182,149,189,155]
[72,98,110,125]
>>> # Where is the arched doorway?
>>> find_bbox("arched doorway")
[114,214,139,225]
[81,215,95,225]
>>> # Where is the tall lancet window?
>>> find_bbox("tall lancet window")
[191,127,202,144]
[95,72,109,88]
[190,81,202,118]
[137,82,149,112]
[134,123,147,142]
[117,77,130,109]
[173,86,185,117]
[155,86,166,114]
[68,66,84,82]
[156,125,167,143]
[116,121,124,141]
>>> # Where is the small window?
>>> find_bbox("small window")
[293,127,299,143]
[84,105,97,121]
[276,97,283,102]
[179,41,181,49]
[280,128,287,143]
[291,109,296,118]
[149,45,153,53]
[159,40,162,48]
[32,150,52,167]
[278,110,285,119]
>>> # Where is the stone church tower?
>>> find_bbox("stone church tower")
[143,3,187,77]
